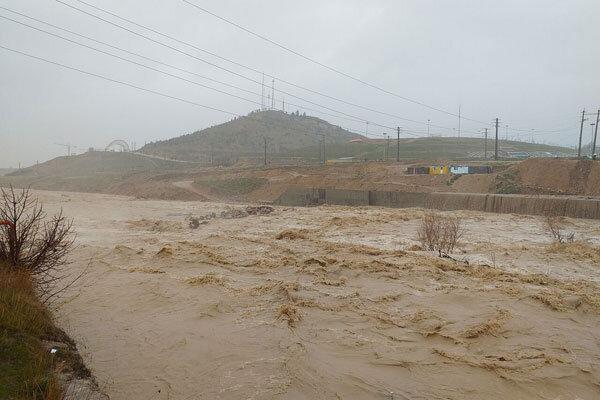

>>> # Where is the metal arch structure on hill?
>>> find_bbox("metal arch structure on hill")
[105,140,130,152]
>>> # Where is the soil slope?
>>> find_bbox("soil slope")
[494,158,600,196]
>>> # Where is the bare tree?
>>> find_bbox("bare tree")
[417,212,464,256]
[417,213,441,251]
[544,215,574,244]
[439,216,464,255]
[0,186,75,302]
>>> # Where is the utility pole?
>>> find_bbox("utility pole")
[484,128,488,159]
[261,73,265,110]
[319,138,322,165]
[427,119,431,137]
[317,134,325,165]
[386,135,390,161]
[494,118,499,160]
[396,127,401,162]
[457,105,461,139]
[322,135,325,165]
[592,109,600,159]
[578,109,587,158]
[263,137,267,166]
[54,143,71,156]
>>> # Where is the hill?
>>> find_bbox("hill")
[1,151,204,200]
[139,110,574,164]
[313,137,574,161]
[139,110,363,164]
[0,168,16,176]
[8,151,190,179]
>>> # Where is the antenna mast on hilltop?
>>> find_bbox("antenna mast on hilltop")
[54,142,73,156]
[271,79,275,110]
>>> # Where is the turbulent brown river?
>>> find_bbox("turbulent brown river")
[40,190,600,400]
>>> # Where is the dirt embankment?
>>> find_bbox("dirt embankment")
[5,154,598,203]
[189,162,499,203]
[493,158,600,196]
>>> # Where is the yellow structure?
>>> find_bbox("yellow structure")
[428,165,449,175]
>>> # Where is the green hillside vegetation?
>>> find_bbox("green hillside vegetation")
[140,110,574,163]
[195,177,268,196]
[140,110,362,163]
[280,137,574,162]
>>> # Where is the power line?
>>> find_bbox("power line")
[181,0,490,125]
[0,44,237,115]
[13,2,569,143]
[181,0,596,138]
[50,0,419,134]
[0,43,410,145]
[45,0,580,141]
[55,0,482,134]
[0,6,262,98]
[0,13,389,128]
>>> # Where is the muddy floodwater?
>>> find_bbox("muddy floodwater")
[40,190,600,400]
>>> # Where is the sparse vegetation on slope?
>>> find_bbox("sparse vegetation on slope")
[195,177,267,196]
[0,187,97,399]
[0,270,63,400]
[140,110,362,164]
[494,169,523,194]
[140,111,574,164]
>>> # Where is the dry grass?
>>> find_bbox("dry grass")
[275,229,310,240]
[128,267,166,274]
[0,270,53,336]
[156,246,174,257]
[546,241,600,264]
[463,309,510,338]
[531,291,567,312]
[186,273,228,286]
[315,276,348,287]
[277,303,303,327]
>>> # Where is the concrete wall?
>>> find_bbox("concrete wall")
[274,187,600,220]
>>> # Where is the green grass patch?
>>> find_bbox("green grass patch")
[195,177,267,196]
[0,271,63,400]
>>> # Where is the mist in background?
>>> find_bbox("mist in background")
[1,0,598,168]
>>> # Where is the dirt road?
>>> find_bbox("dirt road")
[38,190,600,399]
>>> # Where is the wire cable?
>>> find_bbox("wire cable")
[0,43,418,145]
[55,0,484,133]
[181,0,490,125]
[2,13,394,129]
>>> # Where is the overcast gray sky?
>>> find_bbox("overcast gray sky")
[1,0,599,168]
